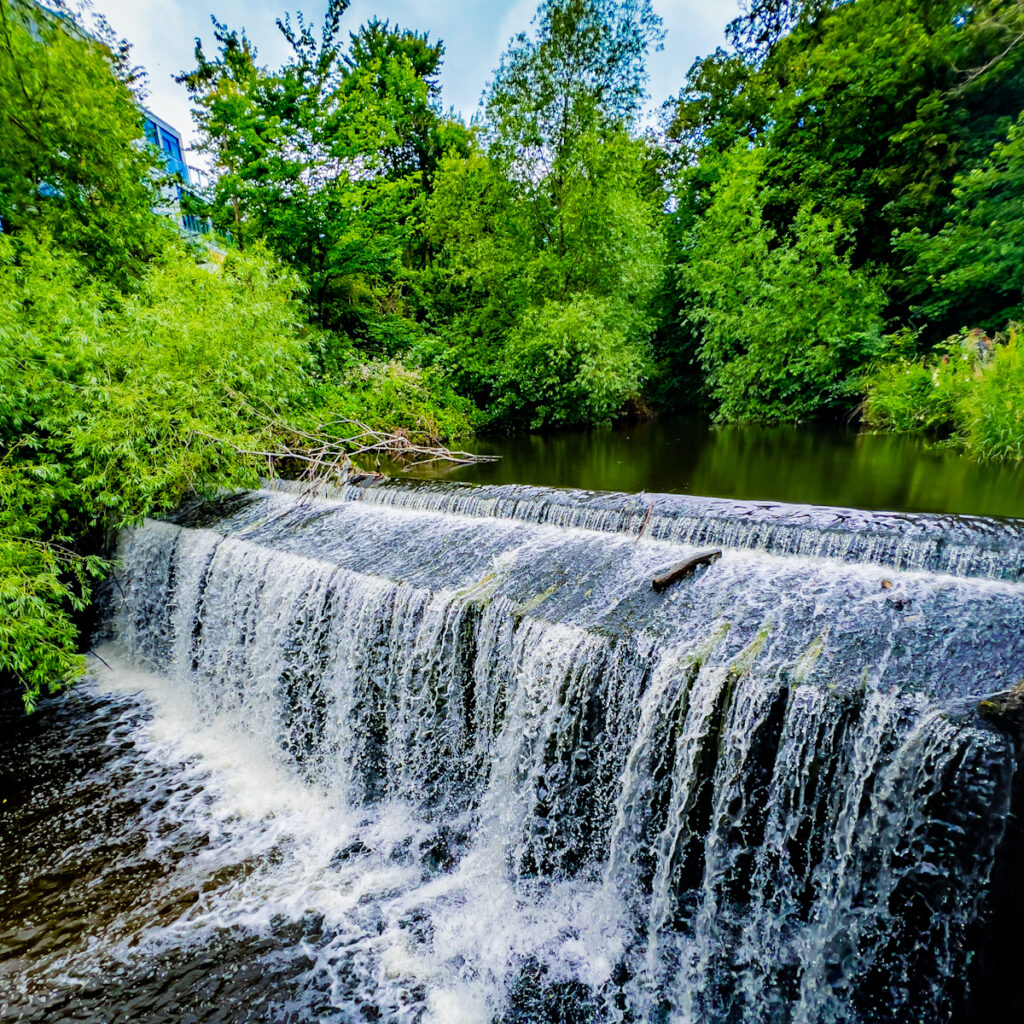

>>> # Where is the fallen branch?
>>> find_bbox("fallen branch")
[652,549,723,592]
[87,647,115,671]
[221,387,495,468]
[193,402,496,502]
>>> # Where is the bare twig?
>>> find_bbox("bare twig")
[635,498,655,544]
[951,30,1024,93]
[192,398,496,501]
[219,387,495,469]
[87,647,114,671]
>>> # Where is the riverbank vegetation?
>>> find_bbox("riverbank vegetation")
[172,0,1024,439]
[2,0,1024,706]
[0,0,473,707]
[666,0,1024,428]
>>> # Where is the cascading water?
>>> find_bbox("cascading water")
[262,477,1024,581]
[3,481,1023,1024]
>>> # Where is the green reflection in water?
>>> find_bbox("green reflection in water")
[399,418,1024,518]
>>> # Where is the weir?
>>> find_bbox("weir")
[264,477,1024,581]
[101,482,1024,1023]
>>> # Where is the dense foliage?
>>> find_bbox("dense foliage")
[666,0,1024,426]
[0,231,309,706]
[171,0,1024,438]
[0,0,470,709]
[677,145,886,422]
[420,1,665,429]
[180,0,667,430]
[0,0,170,279]
[864,325,1024,460]
[896,111,1024,331]
[178,0,471,348]
[4,0,1024,706]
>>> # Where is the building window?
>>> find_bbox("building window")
[161,132,182,164]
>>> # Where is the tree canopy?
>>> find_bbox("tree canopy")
[417,0,666,428]
[178,0,470,347]
[0,0,169,282]
[0,0,473,710]
[664,0,1024,422]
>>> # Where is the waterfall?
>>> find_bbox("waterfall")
[96,482,1023,1023]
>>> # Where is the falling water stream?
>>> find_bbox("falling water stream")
[2,481,1023,1023]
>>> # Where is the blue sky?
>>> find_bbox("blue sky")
[94,0,740,156]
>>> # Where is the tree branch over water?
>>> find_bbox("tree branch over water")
[199,388,496,491]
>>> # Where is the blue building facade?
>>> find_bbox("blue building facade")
[141,107,211,235]
[142,109,190,184]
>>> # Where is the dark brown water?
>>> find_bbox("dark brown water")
[0,687,321,1023]
[401,419,1024,518]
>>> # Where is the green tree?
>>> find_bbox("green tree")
[897,110,1024,332]
[0,232,311,708]
[0,1,477,712]
[668,0,1024,289]
[662,0,1024,420]
[760,0,1024,263]
[484,0,663,169]
[0,0,169,284]
[179,2,469,344]
[679,145,886,422]
[419,0,667,428]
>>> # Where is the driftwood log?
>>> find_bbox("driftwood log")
[652,549,722,592]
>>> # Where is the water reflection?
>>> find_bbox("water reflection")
[400,418,1024,518]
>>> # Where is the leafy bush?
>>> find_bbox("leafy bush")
[314,356,478,446]
[0,234,310,706]
[861,333,974,435]
[1,235,310,512]
[965,328,1024,460]
[492,295,650,428]
[863,324,1024,460]
[0,461,107,711]
[0,229,486,707]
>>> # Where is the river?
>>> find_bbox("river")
[403,418,1024,519]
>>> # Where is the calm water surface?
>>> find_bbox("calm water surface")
[404,418,1024,518]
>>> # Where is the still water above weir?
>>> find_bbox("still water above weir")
[405,417,1024,519]
[2,480,1023,1023]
